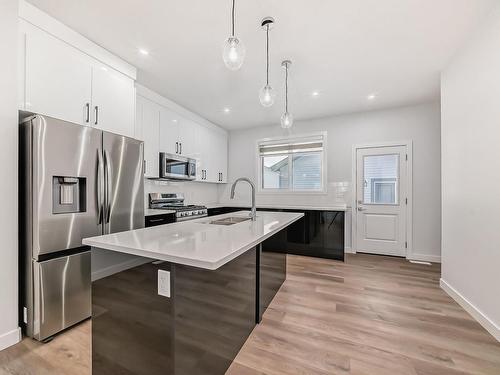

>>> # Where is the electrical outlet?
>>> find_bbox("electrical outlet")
[158,270,170,298]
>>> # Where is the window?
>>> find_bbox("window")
[259,134,325,192]
[362,154,399,204]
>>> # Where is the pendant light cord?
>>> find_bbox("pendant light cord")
[266,25,270,85]
[231,0,235,37]
[285,64,289,112]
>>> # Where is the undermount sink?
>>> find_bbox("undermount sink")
[208,217,252,226]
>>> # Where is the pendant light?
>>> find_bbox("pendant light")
[222,0,245,71]
[280,60,293,128]
[259,17,276,107]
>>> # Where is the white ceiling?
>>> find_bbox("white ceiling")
[27,0,495,130]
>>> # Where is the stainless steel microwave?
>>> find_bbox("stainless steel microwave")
[159,152,196,180]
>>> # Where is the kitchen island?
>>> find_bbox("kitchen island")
[83,211,303,375]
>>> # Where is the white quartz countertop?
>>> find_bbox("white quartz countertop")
[202,202,349,211]
[83,211,304,270]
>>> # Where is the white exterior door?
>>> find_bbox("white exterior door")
[355,145,408,256]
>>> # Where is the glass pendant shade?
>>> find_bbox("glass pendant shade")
[259,84,276,107]
[280,112,293,129]
[222,37,245,71]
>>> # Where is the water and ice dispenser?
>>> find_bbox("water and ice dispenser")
[52,176,86,214]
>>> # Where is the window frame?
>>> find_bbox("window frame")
[256,131,328,195]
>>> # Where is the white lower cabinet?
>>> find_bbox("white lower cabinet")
[19,20,136,138]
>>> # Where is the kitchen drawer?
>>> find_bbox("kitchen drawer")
[145,214,176,227]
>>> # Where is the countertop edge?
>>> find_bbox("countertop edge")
[84,212,304,270]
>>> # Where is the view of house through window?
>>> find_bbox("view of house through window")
[259,134,325,192]
[362,154,399,204]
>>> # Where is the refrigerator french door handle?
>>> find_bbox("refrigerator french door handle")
[104,150,112,225]
[97,150,104,224]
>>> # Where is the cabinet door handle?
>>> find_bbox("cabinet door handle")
[179,142,182,154]
[175,142,179,154]
[94,106,99,125]
[149,218,165,223]
[143,160,146,174]
[85,103,90,123]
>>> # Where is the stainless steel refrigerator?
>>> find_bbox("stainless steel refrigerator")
[19,114,144,341]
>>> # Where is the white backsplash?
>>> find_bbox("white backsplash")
[217,181,351,208]
[144,179,219,208]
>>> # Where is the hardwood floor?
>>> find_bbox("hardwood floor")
[1,254,499,375]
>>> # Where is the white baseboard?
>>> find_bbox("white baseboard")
[344,246,355,254]
[0,327,21,351]
[92,257,151,281]
[440,278,499,342]
[408,253,441,263]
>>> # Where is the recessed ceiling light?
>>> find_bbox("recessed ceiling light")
[312,91,320,97]
[223,107,231,113]
[367,94,377,100]
[139,48,149,56]
[172,119,178,123]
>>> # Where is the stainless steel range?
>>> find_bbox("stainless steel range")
[149,193,208,222]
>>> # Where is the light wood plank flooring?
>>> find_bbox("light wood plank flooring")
[1,254,499,375]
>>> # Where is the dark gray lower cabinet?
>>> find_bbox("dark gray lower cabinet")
[207,207,345,261]
[92,249,257,375]
[145,213,176,227]
[256,246,286,323]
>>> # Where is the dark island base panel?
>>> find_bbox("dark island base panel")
[209,207,345,262]
[92,248,275,375]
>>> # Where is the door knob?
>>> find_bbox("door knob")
[357,206,366,211]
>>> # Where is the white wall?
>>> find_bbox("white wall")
[0,0,21,351]
[219,102,442,261]
[441,4,500,341]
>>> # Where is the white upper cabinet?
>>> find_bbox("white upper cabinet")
[23,23,92,126]
[136,95,160,178]
[159,106,180,155]
[178,119,197,158]
[194,124,228,184]
[18,14,137,138]
[137,87,228,184]
[214,131,228,183]
[91,65,135,137]
[159,108,198,158]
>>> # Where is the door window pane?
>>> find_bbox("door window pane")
[363,154,399,204]
[292,153,322,190]
[262,155,289,189]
